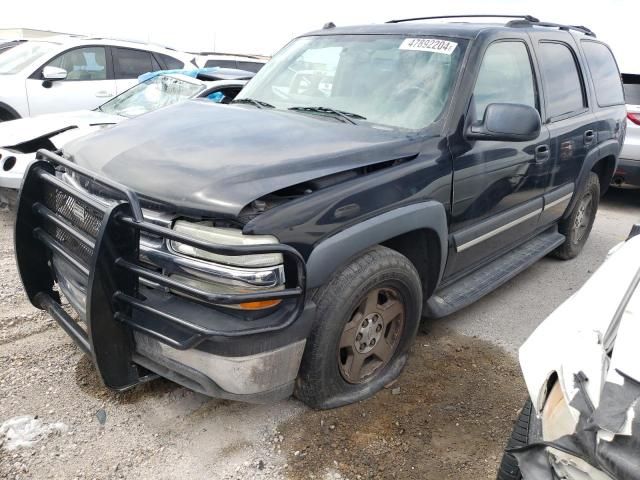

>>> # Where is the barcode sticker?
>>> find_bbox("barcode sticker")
[399,38,458,55]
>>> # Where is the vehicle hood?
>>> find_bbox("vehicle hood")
[0,110,123,149]
[63,99,423,217]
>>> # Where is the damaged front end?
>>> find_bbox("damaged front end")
[511,237,640,480]
[14,149,313,402]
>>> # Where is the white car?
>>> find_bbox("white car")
[0,36,196,121]
[0,70,249,208]
[498,226,640,480]
[612,73,640,188]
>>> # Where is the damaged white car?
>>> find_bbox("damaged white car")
[0,69,250,208]
[498,226,640,480]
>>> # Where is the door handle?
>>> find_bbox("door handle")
[584,130,595,145]
[95,91,113,98]
[534,144,550,163]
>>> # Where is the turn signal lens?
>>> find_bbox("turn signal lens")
[238,299,282,310]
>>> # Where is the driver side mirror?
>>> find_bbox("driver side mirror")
[466,103,541,142]
[42,66,68,81]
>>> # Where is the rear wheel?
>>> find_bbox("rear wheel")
[295,246,422,409]
[552,172,600,260]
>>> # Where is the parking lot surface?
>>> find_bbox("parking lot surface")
[1,188,638,480]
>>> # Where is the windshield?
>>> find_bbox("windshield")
[236,34,465,130]
[98,74,205,118]
[0,41,57,75]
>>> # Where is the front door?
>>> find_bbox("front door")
[26,46,116,116]
[445,38,552,280]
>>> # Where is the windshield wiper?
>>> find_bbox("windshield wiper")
[231,98,275,109]
[288,106,366,125]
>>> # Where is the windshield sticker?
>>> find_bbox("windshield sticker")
[399,38,457,55]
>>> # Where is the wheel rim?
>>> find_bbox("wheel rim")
[572,193,593,244]
[338,287,405,384]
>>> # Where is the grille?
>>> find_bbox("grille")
[43,184,103,263]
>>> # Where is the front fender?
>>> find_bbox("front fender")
[305,201,448,288]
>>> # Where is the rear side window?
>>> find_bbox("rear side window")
[157,53,185,70]
[622,74,640,105]
[205,59,238,69]
[581,41,624,106]
[537,42,586,119]
[237,61,264,73]
[472,41,537,121]
[113,48,161,79]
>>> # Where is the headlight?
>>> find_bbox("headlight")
[170,220,283,268]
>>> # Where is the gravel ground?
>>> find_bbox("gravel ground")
[1,188,638,479]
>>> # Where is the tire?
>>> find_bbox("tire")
[552,172,600,260]
[497,398,542,480]
[295,245,422,409]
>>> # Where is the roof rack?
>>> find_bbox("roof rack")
[386,14,540,24]
[385,14,596,38]
[506,19,596,37]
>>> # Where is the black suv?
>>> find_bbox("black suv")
[14,15,626,409]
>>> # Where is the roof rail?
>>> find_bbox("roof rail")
[506,19,596,37]
[386,14,540,24]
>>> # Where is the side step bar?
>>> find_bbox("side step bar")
[425,229,565,318]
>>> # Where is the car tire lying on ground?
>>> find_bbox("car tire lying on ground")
[295,246,422,409]
[552,172,600,260]
[497,398,542,480]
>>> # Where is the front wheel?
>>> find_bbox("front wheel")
[552,172,600,260]
[295,246,422,409]
[497,398,542,480]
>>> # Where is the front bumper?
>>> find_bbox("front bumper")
[15,150,311,403]
[0,150,35,190]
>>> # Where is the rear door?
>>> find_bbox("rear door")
[529,32,601,226]
[446,36,551,279]
[25,46,116,115]
[111,47,163,94]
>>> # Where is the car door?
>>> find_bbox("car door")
[530,32,600,227]
[25,46,116,116]
[112,47,163,94]
[445,37,552,280]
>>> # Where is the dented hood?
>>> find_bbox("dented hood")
[0,110,123,149]
[62,99,422,217]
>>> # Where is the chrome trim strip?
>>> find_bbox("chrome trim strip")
[544,192,573,211]
[140,243,285,288]
[456,208,543,252]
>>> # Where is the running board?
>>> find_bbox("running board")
[425,229,565,318]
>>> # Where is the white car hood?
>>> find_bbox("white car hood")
[0,110,123,148]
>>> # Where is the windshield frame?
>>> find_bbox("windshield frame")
[97,73,206,118]
[235,33,469,133]
[0,40,59,75]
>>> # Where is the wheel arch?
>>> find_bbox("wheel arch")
[0,101,21,121]
[305,201,448,296]
[565,141,619,218]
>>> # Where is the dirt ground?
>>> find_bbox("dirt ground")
[0,207,527,480]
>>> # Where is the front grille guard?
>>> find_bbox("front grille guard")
[14,149,307,391]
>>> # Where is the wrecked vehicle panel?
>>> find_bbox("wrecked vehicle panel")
[504,232,640,480]
[0,71,249,196]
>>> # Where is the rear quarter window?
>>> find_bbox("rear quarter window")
[581,40,624,107]
[622,73,640,105]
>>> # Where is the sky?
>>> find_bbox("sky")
[1,0,637,73]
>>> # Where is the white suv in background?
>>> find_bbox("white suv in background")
[0,37,195,121]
